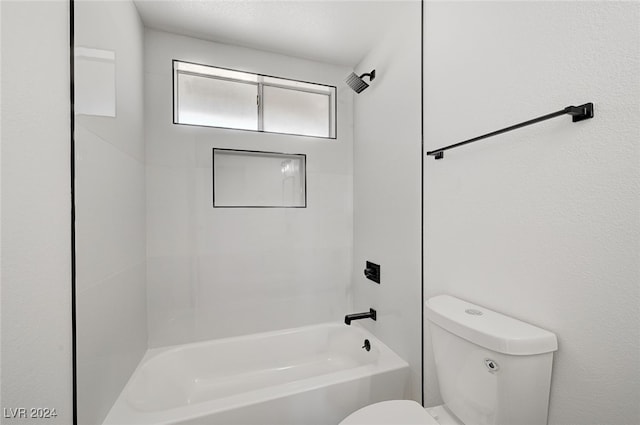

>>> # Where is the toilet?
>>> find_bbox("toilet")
[340,295,558,425]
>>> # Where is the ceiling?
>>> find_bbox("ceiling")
[133,0,409,67]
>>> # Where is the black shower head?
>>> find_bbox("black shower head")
[345,69,376,93]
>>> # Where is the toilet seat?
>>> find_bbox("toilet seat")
[339,400,438,425]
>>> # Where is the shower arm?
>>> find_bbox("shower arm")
[359,70,376,81]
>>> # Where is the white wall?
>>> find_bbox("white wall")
[352,1,422,401]
[0,1,73,423]
[145,29,354,347]
[423,2,640,424]
[73,1,147,424]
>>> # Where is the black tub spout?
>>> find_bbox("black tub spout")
[344,308,377,325]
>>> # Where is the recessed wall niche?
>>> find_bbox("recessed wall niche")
[212,148,306,208]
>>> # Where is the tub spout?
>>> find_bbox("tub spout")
[344,308,377,325]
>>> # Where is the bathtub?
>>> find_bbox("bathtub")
[103,323,409,425]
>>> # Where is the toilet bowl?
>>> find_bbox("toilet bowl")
[339,295,558,425]
[339,400,436,425]
[339,400,465,425]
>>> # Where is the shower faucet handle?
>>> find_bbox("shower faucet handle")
[363,261,380,284]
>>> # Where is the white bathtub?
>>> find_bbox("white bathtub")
[103,323,409,425]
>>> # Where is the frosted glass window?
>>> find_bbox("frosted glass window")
[177,73,258,130]
[173,60,336,138]
[176,61,258,84]
[213,149,306,208]
[263,86,330,138]
[262,76,333,93]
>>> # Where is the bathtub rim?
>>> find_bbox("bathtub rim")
[103,321,409,425]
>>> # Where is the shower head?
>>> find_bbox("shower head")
[345,69,376,93]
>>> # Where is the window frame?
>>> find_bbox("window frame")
[173,60,337,139]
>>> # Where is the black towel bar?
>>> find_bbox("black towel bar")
[426,102,594,160]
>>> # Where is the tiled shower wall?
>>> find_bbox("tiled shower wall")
[144,29,354,347]
[74,2,147,424]
[351,2,422,401]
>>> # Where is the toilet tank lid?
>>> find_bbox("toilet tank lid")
[425,295,558,355]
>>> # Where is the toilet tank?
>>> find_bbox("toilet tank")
[425,295,558,425]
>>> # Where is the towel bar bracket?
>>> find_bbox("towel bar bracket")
[566,103,594,122]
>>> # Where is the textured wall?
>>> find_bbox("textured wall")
[1,1,73,423]
[423,2,640,424]
[352,1,422,401]
[73,1,147,424]
[144,29,354,347]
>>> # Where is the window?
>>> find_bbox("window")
[174,60,336,139]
